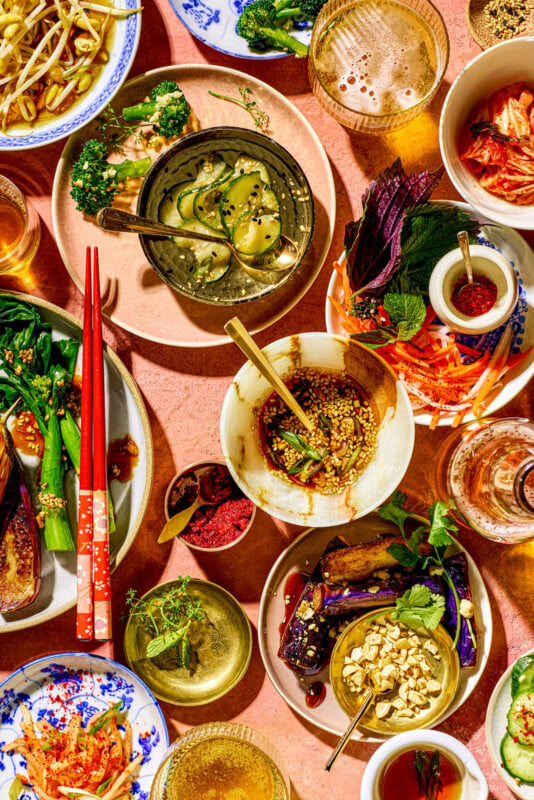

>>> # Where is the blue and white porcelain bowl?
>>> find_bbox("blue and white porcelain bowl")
[0,652,169,799]
[0,0,141,151]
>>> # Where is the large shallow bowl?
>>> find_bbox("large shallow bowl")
[137,126,315,306]
[220,332,414,527]
[0,0,141,151]
[0,652,169,800]
[440,37,534,229]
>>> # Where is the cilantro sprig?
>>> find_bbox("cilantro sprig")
[377,491,474,650]
[391,584,446,631]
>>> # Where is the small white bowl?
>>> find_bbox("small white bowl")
[220,332,414,527]
[428,244,518,334]
[360,729,489,800]
[439,37,534,229]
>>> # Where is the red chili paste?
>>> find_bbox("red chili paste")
[450,273,497,317]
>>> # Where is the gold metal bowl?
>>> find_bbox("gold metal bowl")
[330,608,460,736]
[123,579,252,706]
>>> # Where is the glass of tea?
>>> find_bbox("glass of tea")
[432,417,534,543]
[308,0,449,133]
[149,722,290,800]
[0,175,41,274]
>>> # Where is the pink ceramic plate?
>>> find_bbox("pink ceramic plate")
[52,64,336,347]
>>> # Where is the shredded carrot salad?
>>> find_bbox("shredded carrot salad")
[331,258,531,429]
[2,701,143,800]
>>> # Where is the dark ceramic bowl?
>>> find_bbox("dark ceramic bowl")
[137,126,315,305]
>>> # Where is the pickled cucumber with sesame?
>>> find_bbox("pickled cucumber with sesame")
[257,367,378,493]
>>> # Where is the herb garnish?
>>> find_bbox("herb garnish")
[378,491,476,651]
[351,293,427,349]
[414,749,443,800]
[391,584,446,631]
[208,87,270,131]
[125,576,205,668]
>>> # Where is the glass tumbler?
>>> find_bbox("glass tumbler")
[0,175,40,274]
[149,721,290,800]
[432,417,534,543]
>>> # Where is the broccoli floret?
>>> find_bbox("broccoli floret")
[237,0,309,56]
[274,0,326,21]
[70,139,152,217]
[30,374,52,406]
[121,81,191,138]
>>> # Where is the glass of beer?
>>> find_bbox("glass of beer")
[149,722,290,800]
[308,0,449,133]
[0,175,41,274]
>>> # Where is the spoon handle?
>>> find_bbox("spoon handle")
[96,207,228,246]
[224,317,314,433]
[457,230,474,285]
[324,688,374,771]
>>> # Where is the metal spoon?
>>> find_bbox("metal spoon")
[224,316,315,433]
[457,230,474,285]
[96,207,298,272]
[158,467,231,543]
[324,672,396,772]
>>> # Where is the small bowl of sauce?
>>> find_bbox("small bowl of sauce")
[429,244,518,334]
[360,729,488,800]
[163,460,256,552]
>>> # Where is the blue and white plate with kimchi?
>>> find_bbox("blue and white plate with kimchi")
[0,653,169,800]
[167,0,311,58]
[326,203,534,427]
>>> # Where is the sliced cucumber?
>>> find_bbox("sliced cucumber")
[501,732,534,782]
[220,171,279,236]
[234,154,272,185]
[158,183,187,228]
[173,219,231,284]
[231,211,281,255]
[515,663,534,698]
[508,691,534,745]
[177,155,230,220]
[193,173,234,233]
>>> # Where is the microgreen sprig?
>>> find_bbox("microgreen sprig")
[208,87,270,131]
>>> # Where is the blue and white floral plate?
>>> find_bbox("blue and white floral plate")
[325,201,534,427]
[0,0,141,151]
[167,0,311,58]
[0,653,169,800]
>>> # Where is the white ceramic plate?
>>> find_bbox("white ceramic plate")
[52,64,336,347]
[486,649,534,799]
[258,515,492,741]
[166,0,311,59]
[325,203,534,426]
[0,652,169,800]
[0,0,141,151]
[0,292,153,632]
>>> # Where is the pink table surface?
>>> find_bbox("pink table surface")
[2,2,534,798]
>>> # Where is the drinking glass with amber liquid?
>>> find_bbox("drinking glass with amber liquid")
[432,417,534,543]
[149,722,290,800]
[0,175,40,274]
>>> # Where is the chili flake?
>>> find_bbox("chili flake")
[450,273,498,316]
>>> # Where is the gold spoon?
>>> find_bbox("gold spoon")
[96,207,298,272]
[224,316,314,433]
[324,672,396,772]
[457,230,474,285]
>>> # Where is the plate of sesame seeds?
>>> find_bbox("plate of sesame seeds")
[258,515,492,740]
[0,291,153,633]
[466,0,534,50]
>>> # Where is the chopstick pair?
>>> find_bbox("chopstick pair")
[76,246,112,641]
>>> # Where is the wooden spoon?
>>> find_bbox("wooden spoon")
[224,317,314,433]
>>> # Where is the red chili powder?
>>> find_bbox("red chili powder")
[451,273,497,316]
[181,497,254,548]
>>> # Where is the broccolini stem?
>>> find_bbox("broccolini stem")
[122,102,160,121]
[114,157,152,181]
[59,410,116,535]
[40,411,74,551]
[260,26,309,56]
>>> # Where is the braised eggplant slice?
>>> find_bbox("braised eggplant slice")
[313,572,443,616]
[442,552,477,668]
[320,535,433,584]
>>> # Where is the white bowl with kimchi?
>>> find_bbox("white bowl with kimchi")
[440,37,534,229]
[0,0,141,150]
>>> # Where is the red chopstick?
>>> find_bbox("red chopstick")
[92,247,112,640]
[76,247,94,640]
